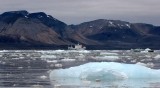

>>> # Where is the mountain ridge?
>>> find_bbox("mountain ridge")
[0,10,159,49]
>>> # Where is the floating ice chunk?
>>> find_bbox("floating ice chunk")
[146,62,155,68]
[131,59,137,63]
[79,50,90,53]
[55,64,63,68]
[154,55,160,60]
[54,84,61,88]
[40,75,47,79]
[44,50,65,54]
[32,85,43,88]
[100,52,118,55]
[18,67,23,69]
[95,56,119,61]
[41,55,56,59]
[61,58,76,62]
[12,58,20,60]
[69,50,90,53]
[50,62,160,82]
[145,55,151,58]
[55,50,65,53]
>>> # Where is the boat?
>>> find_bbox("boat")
[68,43,86,50]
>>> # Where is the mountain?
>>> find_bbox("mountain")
[0,10,160,49]
[0,10,69,46]
[68,19,160,49]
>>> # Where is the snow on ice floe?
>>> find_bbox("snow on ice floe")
[50,62,160,82]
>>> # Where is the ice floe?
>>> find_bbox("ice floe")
[154,55,160,60]
[50,62,160,82]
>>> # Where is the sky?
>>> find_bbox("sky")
[0,0,160,25]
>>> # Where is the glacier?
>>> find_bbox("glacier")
[50,62,160,81]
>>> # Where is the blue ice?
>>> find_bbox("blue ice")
[50,62,160,82]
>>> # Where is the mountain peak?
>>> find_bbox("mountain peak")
[1,10,29,16]
[28,12,47,18]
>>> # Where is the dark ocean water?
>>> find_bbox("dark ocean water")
[0,50,160,88]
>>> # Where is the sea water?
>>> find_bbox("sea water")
[0,50,160,88]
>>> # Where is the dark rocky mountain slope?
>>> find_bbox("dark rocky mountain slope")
[68,19,160,49]
[0,10,160,49]
[0,10,69,46]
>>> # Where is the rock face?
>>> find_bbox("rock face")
[0,10,160,49]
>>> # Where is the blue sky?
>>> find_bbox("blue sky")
[0,0,160,25]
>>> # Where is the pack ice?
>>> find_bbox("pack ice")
[50,62,160,82]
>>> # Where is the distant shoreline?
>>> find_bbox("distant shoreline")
[0,44,159,50]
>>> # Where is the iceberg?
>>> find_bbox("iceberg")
[50,62,160,82]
